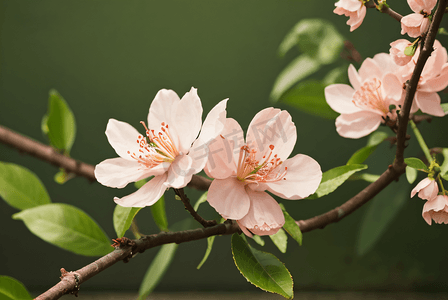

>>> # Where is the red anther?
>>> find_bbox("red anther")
[220,134,225,139]
[269,145,274,150]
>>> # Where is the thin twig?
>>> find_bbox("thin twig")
[366,1,403,22]
[174,188,217,227]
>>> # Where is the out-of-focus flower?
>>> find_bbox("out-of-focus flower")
[397,40,448,117]
[324,53,403,139]
[400,0,436,38]
[411,177,439,200]
[422,195,448,225]
[95,87,227,207]
[334,0,367,32]
[389,39,414,66]
[204,108,322,236]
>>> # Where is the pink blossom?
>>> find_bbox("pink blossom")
[95,87,227,207]
[389,39,413,66]
[422,195,448,225]
[204,108,322,236]
[334,0,366,32]
[400,0,436,38]
[411,177,438,200]
[396,40,448,117]
[324,53,403,139]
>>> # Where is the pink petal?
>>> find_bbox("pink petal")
[324,84,359,114]
[411,177,431,198]
[335,112,382,139]
[207,177,250,220]
[422,64,448,92]
[165,154,194,189]
[260,154,322,200]
[347,5,366,31]
[95,157,168,188]
[335,0,362,12]
[246,108,297,162]
[348,64,362,90]
[382,73,404,102]
[424,195,447,212]
[421,41,447,81]
[171,87,203,154]
[401,13,424,27]
[411,178,438,200]
[238,188,285,236]
[105,119,144,160]
[415,92,445,117]
[358,58,383,82]
[236,221,254,237]
[373,53,398,74]
[189,99,228,173]
[408,0,425,13]
[114,173,168,207]
[204,118,242,179]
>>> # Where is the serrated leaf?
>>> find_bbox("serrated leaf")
[231,233,293,299]
[197,236,216,269]
[308,164,368,199]
[280,79,338,119]
[13,203,112,256]
[356,181,408,256]
[440,148,448,176]
[278,19,344,64]
[252,235,265,246]
[151,196,168,231]
[270,54,320,102]
[347,132,388,165]
[406,166,418,184]
[404,157,428,171]
[113,205,142,238]
[138,243,178,300]
[280,204,302,246]
[193,191,208,211]
[0,276,33,300]
[46,89,76,153]
[269,228,288,253]
[0,162,51,210]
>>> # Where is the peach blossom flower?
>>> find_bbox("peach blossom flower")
[389,39,413,66]
[324,53,403,139]
[204,108,322,236]
[422,195,448,225]
[411,177,439,200]
[396,40,448,117]
[401,0,436,38]
[95,87,227,207]
[334,0,366,32]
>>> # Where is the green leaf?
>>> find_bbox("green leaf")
[406,166,418,184]
[308,164,368,199]
[41,114,49,135]
[348,173,381,183]
[270,54,320,102]
[134,178,148,189]
[231,233,293,299]
[347,132,388,165]
[138,243,178,299]
[280,79,339,119]
[404,44,416,56]
[197,236,216,269]
[0,276,33,300]
[278,19,344,64]
[441,103,448,115]
[13,203,112,256]
[193,191,208,211]
[322,65,348,86]
[356,181,408,256]
[252,235,265,246]
[0,162,51,210]
[113,205,142,238]
[46,89,76,153]
[440,148,448,177]
[404,157,428,171]
[269,228,288,253]
[151,196,168,231]
[280,204,302,246]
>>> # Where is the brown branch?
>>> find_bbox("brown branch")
[0,125,211,190]
[174,188,217,228]
[366,1,403,22]
[394,0,447,165]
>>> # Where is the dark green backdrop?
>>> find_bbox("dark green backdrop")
[1,0,448,295]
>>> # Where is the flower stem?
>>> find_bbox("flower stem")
[409,120,433,163]
[174,188,217,228]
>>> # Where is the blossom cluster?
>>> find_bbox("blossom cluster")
[95,88,322,237]
[412,178,448,225]
[325,39,448,139]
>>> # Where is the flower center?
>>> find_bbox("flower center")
[126,121,179,168]
[352,78,389,115]
[236,144,287,183]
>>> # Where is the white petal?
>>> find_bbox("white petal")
[207,177,250,220]
[114,173,168,207]
[105,119,143,160]
[165,154,195,189]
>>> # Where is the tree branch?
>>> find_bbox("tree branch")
[366,1,403,22]
[174,188,217,228]
[0,125,212,190]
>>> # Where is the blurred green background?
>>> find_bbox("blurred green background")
[1,0,448,296]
